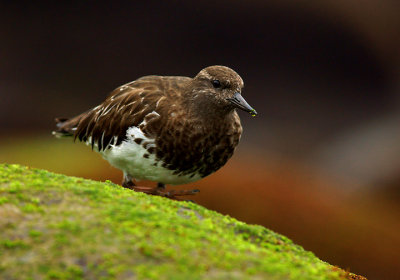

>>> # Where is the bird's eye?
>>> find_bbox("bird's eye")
[211,80,221,88]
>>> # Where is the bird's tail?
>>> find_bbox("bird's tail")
[52,116,80,138]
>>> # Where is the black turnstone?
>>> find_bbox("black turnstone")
[53,65,257,199]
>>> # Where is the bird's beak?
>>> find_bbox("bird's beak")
[227,92,257,116]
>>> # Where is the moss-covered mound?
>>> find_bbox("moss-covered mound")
[0,164,365,280]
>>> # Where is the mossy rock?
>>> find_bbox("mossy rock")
[0,164,365,280]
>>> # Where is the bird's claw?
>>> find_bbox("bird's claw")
[125,185,200,201]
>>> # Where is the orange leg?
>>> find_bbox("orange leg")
[122,174,199,200]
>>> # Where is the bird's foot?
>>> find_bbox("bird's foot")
[122,176,199,200]
[132,185,200,201]
[122,179,136,189]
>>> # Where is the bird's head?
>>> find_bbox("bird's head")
[190,65,257,117]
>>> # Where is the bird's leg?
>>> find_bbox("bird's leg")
[159,188,200,200]
[121,173,199,200]
[126,181,199,200]
[122,173,136,189]
[157,182,166,189]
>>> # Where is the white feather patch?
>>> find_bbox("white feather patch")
[100,126,202,185]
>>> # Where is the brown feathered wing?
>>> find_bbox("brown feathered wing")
[54,84,164,151]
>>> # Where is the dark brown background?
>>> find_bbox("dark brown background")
[1,1,400,279]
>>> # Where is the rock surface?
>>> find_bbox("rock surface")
[0,164,365,280]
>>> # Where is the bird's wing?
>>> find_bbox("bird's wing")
[67,79,168,151]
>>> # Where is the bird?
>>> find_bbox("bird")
[53,65,257,199]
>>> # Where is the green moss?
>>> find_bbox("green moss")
[28,230,42,238]
[0,163,362,280]
[1,239,30,249]
[0,197,8,205]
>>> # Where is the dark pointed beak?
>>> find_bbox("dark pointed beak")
[227,92,257,116]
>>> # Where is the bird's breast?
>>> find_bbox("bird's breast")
[154,113,242,178]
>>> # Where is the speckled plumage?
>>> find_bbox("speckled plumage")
[54,65,256,190]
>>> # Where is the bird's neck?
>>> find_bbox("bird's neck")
[182,94,232,123]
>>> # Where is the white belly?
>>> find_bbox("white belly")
[100,127,202,185]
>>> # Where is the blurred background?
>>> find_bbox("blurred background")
[1,1,399,279]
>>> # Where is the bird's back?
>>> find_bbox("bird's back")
[54,75,191,150]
